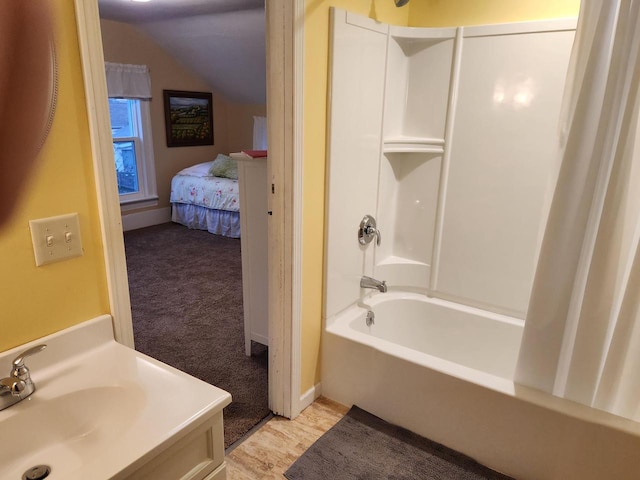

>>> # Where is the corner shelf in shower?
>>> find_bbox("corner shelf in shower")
[377,255,428,266]
[375,255,431,290]
[383,137,445,154]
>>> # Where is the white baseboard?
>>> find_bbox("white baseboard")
[121,207,171,232]
[298,383,322,414]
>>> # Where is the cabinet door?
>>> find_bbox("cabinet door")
[127,414,225,480]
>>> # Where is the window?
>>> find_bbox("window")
[253,115,268,150]
[108,98,157,207]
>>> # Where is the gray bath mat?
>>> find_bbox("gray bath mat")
[284,406,515,480]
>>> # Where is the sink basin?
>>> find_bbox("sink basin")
[0,315,231,480]
[1,385,145,478]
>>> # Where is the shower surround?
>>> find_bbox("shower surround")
[322,8,640,479]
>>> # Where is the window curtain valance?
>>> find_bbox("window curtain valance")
[105,62,151,99]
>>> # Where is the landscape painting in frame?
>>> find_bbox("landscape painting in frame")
[163,90,214,147]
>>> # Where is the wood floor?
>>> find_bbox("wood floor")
[225,397,349,479]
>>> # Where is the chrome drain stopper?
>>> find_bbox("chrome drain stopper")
[22,465,51,480]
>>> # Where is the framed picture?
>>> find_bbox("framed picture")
[163,90,214,147]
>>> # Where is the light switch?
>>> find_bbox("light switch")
[29,213,83,266]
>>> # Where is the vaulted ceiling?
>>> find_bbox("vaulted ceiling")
[98,0,266,105]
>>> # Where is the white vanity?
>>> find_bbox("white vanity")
[0,316,231,480]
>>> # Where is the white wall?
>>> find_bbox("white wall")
[324,10,576,320]
[324,10,388,318]
[431,23,575,317]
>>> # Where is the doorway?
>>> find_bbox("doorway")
[73,0,302,423]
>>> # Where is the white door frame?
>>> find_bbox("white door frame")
[265,0,305,418]
[73,0,304,418]
[74,0,134,347]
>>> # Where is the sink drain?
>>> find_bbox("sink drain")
[22,465,51,480]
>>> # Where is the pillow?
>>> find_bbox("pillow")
[178,161,214,177]
[208,154,238,179]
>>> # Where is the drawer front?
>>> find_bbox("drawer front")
[127,413,225,480]
[203,463,227,480]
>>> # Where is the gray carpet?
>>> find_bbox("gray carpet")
[285,406,515,480]
[123,222,270,449]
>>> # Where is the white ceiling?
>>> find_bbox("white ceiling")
[98,0,266,104]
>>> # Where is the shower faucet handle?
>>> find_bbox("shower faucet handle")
[366,225,381,246]
[358,215,381,246]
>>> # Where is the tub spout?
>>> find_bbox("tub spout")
[360,276,387,293]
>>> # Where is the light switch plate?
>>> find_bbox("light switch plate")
[29,213,83,266]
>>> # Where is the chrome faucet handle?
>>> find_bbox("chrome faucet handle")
[11,344,46,381]
[358,215,381,246]
[365,225,381,246]
[0,377,26,397]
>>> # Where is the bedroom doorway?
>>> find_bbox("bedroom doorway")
[123,223,268,449]
[74,0,302,439]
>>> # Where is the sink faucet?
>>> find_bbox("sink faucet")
[0,344,46,411]
[360,276,387,293]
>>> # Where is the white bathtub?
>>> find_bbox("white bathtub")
[347,294,523,380]
[322,292,640,480]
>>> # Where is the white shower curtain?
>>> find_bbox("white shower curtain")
[515,0,640,420]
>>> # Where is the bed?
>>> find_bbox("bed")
[170,157,241,238]
[172,152,269,351]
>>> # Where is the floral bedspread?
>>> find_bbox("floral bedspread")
[170,164,239,212]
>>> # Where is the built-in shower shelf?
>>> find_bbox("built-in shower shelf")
[378,255,428,267]
[376,256,431,290]
[383,137,444,154]
[390,25,457,41]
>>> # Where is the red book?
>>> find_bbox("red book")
[241,150,268,158]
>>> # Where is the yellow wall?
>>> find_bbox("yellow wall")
[301,1,409,393]
[0,0,109,351]
[303,0,580,394]
[408,0,580,27]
